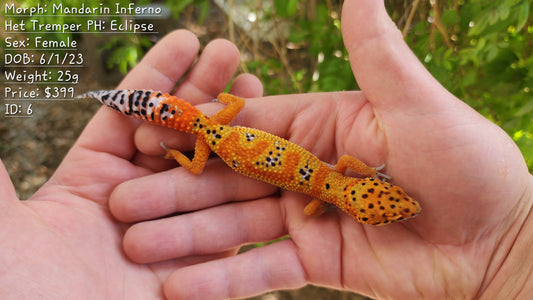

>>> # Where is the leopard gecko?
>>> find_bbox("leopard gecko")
[79,90,421,225]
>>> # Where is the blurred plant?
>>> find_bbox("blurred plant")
[397,0,532,168]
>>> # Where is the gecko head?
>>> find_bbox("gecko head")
[343,177,421,225]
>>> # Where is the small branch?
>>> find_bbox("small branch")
[402,0,421,38]
[228,0,235,44]
[431,0,454,50]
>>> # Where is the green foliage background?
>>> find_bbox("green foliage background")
[3,0,532,170]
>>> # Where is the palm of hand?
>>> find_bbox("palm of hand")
[1,155,161,298]
[232,85,528,298]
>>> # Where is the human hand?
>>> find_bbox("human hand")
[0,30,263,298]
[107,0,533,299]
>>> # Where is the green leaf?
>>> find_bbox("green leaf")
[498,3,510,20]
[287,0,298,17]
[462,69,478,86]
[516,1,530,32]
[505,0,524,7]
[197,0,210,24]
[488,10,499,25]
[442,9,459,27]
[469,15,488,36]
[165,0,194,18]
[515,100,533,116]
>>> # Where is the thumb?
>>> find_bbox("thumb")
[341,0,455,113]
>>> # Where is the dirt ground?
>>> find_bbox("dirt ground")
[0,5,370,300]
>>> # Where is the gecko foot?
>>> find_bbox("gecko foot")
[373,163,391,182]
[374,163,386,171]
[376,172,392,182]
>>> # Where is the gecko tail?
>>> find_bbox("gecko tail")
[78,89,170,122]
[80,89,205,132]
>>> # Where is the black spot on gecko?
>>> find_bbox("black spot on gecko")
[125,93,134,115]
[143,91,151,103]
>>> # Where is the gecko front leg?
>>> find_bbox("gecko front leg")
[162,93,245,175]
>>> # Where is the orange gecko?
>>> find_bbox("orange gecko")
[79,90,421,225]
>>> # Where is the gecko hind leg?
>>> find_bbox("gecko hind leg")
[304,199,331,216]
[335,154,383,178]
[210,93,245,125]
[161,138,211,175]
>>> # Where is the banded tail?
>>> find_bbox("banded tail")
[78,90,203,132]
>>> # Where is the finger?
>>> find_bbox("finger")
[174,38,241,102]
[228,73,264,98]
[109,159,278,222]
[149,248,239,282]
[73,30,200,159]
[341,0,457,113]
[130,151,177,173]
[164,240,307,300]
[118,29,200,91]
[123,197,285,263]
